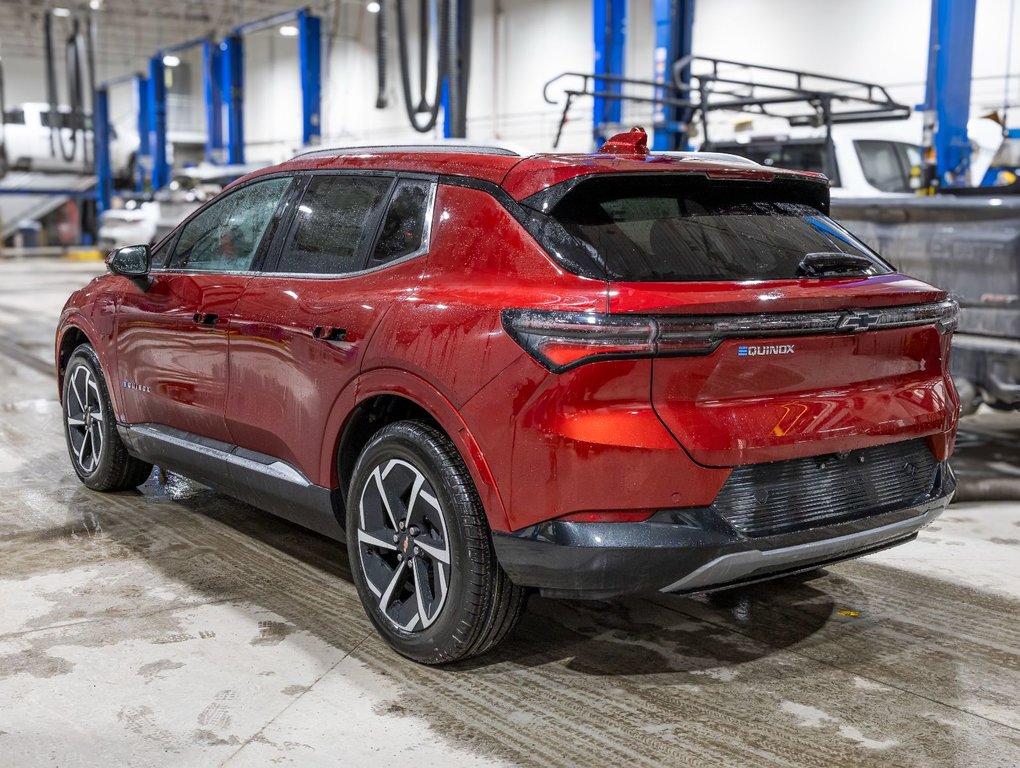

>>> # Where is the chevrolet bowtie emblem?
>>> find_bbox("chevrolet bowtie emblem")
[838,310,882,332]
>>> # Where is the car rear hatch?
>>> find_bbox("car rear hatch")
[525,172,958,467]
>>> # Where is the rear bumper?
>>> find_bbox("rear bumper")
[492,462,955,599]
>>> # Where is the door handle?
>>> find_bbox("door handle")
[192,312,220,326]
[313,326,347,343]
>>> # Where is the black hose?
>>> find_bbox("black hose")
[0,56,7,175]
[416,0,429,113]
[43,11,86,164]
[375,0,389,108]
[456,0,472,135]
[85,9,97,169]
[59,19,84,164]
[444,0,460,136]
[44,12,58,158]
[395,0,447,132]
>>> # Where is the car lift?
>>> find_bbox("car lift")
[651,0,693,151]
[93,6,322,207]
[581,0,979,185]
[219,8,322,166]
[922,0,976,190]
[0,7,99,242]
[593,0,626,147]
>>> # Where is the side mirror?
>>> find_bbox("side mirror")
[107,244,151,278]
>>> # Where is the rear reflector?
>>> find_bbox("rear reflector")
[502,300,958,372]
[557,510,656,523]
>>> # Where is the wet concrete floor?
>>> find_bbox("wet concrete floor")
[1,261,1019,767]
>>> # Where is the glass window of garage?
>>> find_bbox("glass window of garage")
[168,177,291,272]
[273,175,393,275]
[368,179,433,269]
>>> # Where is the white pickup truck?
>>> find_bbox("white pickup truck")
[0,102,136,181]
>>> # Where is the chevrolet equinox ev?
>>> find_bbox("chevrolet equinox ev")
[56,128,959,664]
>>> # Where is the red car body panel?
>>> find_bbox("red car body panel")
[114,273,249,444]
[225,255,427,480]
[652,328,955,467]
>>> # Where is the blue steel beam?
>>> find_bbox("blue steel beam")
[147,56,169,190]
[94,87,112,213]
[923,0,977,188]
[298,9,322,147]
[226,8,322,155]
[593,0,627,147]
[135,75,150,191]
[651,0,693,151]
[203,40,224,164]
[221,35,245,164]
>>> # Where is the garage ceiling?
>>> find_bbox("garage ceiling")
[0,1,354,76]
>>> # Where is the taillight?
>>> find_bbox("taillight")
[502,300,959,373]
[501,310,719,372]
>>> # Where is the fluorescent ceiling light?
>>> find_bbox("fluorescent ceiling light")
[53,7,71,16]
[89,0,102,9]
[367,2,381,13]
[162,54,181,67]
[279,24,298,36]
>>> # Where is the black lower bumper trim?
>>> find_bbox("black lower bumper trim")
[492,466,955,599]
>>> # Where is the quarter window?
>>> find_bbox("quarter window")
[149,234,176,269]
[369,179,432,268]
[168,177,290,272]
[274,175,392,275]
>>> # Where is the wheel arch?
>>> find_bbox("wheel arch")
[56,323,94,401]
[324,368,511,533]
[56,320,123,416]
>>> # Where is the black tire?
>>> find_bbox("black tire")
[346,420,526,665]
[62,344,152,491]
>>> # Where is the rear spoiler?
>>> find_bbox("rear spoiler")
[521,171,830,216]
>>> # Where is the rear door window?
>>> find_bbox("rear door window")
[549,176,890,282]
[273,175,392,275]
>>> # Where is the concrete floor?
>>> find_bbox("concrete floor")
[2,260,1020,768]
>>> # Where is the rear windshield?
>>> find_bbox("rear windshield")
[548,177,890,282]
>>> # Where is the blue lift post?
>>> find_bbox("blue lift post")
[221,35,244,164]
[93,87,112,214]
[147,54,168,191]
[923,0,977,189]
[223,8,323,164]
[203,40,224,164]
[593,0,627,147]
[148,35,216,189]
[651,0,693,151]
[135,75,150,191]
[92,72,140,211]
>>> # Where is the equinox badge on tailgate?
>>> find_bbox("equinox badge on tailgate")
[738,344,795,357]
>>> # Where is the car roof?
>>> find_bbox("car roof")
[232,130,829,202]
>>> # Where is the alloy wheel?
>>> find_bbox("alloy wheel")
[66,364,105,475]
[357,458,451,632]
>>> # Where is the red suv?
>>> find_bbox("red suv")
[56,128,959,664]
